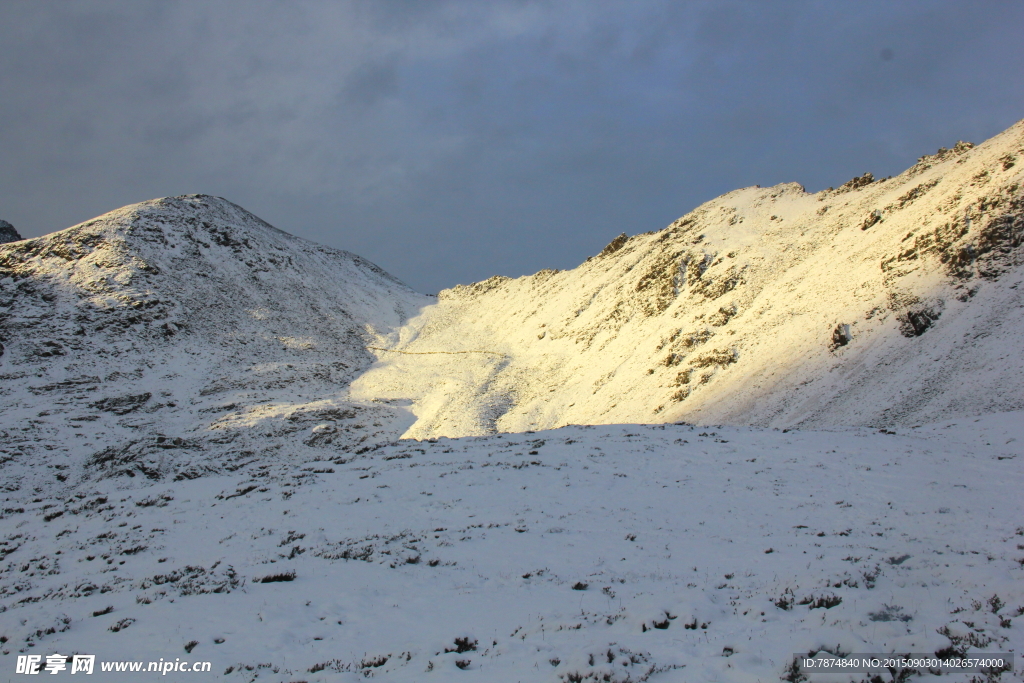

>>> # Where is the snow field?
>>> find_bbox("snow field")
[3,417,1022,682]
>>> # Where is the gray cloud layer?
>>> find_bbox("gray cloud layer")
[2,1,1023,292]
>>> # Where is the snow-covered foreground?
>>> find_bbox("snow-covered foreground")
[3,415,1022,682]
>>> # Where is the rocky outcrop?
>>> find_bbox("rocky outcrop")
[0,219,21,244]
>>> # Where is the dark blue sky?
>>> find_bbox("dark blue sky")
[2,1,1023,293]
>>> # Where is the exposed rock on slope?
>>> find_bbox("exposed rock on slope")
[354,120,1024,437]
[0,195,429,488]
[0,220,21,244]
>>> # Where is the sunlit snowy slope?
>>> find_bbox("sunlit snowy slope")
[355,121,1024,438]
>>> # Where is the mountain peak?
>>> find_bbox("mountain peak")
[0,195,429,481]
[0,219,21,244]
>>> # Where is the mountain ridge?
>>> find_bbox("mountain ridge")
[355,119,1024,437]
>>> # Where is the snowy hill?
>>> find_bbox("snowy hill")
[0,195,430,488]
[355,121,1024,438]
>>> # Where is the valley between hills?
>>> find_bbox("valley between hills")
[1,120,1022,682]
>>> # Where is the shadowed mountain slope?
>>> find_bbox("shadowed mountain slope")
[0,220,21,244]
[0,195,429,487]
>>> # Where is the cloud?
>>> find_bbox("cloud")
[1,0,1022,292]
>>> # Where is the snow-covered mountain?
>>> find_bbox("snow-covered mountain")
[4,123,1023,458]
[2,122,1023,682]
[356,120,1024,438]
[0,195,429,488]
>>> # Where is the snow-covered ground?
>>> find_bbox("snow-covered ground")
[2,416,1022,682]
